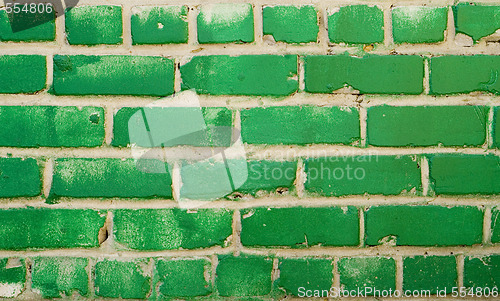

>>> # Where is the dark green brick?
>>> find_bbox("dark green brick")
[240,207,359,247]
[65,5,122,45]
[304,156,421,196]
[493,107,500,149]
[154,258,211,298]
[338,257,396,292]
[328,5,384,44]
[216,255,273,297]
[464,256,500,289]
[94,259,151,299]
[0,10,55,41]
[0,258,25,298]
[304,54,424,94]
[430,55,500,95]
[51,158,172,199]
[114,208,232,250]
[0,158,40,197]
[490,208,500,243]
[240,160,297,195]
[392,6,448,44]
[429,154,500,195]
[0,55,46,93]
[131,6,188,44]
[181,55,297,96]
[365,206,483,246]
[263,6,318,43]
[112,107,232,147]
[52,55,174,96]
[197,4,254,43]
[241,106,360,145]
[278,258,332,296]
[403,256,457,294]
[454,3,500,42]
[31,257,88,298]
[0,106,104,147]
[0,208,105,249]
[367,106,488,147]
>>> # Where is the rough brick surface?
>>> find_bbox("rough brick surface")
[197,4,254,43]
[0,258,25,298]
[464,256,500,288]
[0,55,46,93]
[338,257,396,292]
[328,5,384,44]
[392,6,448,44]
[154,258,211,298]
[278,258,332,296]
[0,10,55,41]
[263,6,318,43]
[493,107,500,149]
[454,3,500,42]
[94,259,151,299]
[0,158,40,197]
[65,6,122,45]
[131,6,188,44]
[403,256,457,293]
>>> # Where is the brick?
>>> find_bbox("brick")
[278,258,332,296]
[50,158,173,199]
[239,160,297,195]
[367,106,488,147]
[114,208,232,250]
[181,55,297,96]
[65,6,122,45]
[0,158,40,197]
[338,257,396,292]
[304,155,421,196]
[52,55,174,96]
[94,259,151,299]
[0,10,55,41]
[240,207,359,247]
[154,258,211,298]
[403,256,457,294]
[0,208,106,249]
[0,258,25,298]
[262,6,318,43]
[429,154,500,195]
[131,6,188,44]
[31,257,88,298]
[241,106,360,145]
[216,255,273,296]
[464,255,500,288]
[197,4,254,44]
[0,55,46,93]
[430,55,500,95]
[490,208,500,243]
[365,206,483,246]
[112,107,232,147]
[454,3,500,42]
[328,5,384,44]
[493,107,500,149]
[392,6,448,44]
[304,54,424,94]
[0,106,104,147]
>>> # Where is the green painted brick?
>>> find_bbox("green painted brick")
[454,3,500,42]
[493,107,500,149]
[365,206,483,246]
[240,207,359,247]
[0,258,25,298]
[112,107,232,147]
[0,55,46,93]
[181,55,297,96]
[429,154,500,195]
[216,255,273,297]
[367,106,488,147]
[197,4,254,44]
[0,208,106,249]
[53,55,174,96]
[65,6,122,45]
[430,55,500,95]
[0,158,41,197]
[403,256,457,294]
[94,259,151,299]
[50,158,172,199]
[392,6,448,44]
[304,156,421,196]
[0,106,104,147]
[131,6,188,44]
[489,208,500,243]
[263,6,318,43]
[338,257,396,292]
[240,160,297,195]
[278,258,332,296]
[31,257,88,298]
[464,256,500,288]
[241,106,360,145]
[0,10,55,41]
[304,54,424,94]
[114,208,232,250]
[328,5,384,44]
[154,258,211,298]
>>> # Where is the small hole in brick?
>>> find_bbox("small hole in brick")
[98,224,109,245]
[158,22,164,29]
[89,113,99,124]
[276,187,288,194]
[227,192,243,200]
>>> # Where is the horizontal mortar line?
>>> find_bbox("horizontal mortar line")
[3,0,459,5]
